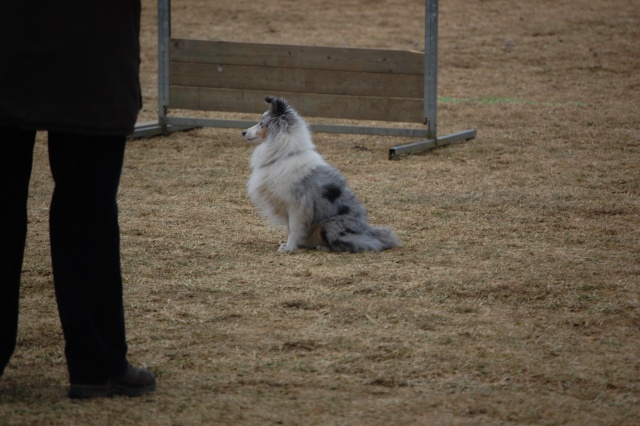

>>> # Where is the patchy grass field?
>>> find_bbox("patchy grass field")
[1,0,639,425]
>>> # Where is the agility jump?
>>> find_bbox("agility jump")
[134,0,475,159]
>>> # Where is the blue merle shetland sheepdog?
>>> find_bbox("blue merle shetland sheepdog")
[242,96,399,253]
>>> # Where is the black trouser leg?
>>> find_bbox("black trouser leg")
[0,128,36,377]
[48,133,129,384]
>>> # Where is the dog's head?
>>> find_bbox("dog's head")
[242,96,299,143]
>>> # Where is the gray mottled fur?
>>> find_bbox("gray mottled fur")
[292,165,398,252]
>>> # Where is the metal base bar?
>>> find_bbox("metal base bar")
[168,117,253,130]
[129,121,200,139]
[310,123,427,138]
[388,128,477,160]
[166,116,430,138]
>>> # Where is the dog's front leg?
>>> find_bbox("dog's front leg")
[277,224,295,252]
[278,206,307,252]
[279,222,301,252]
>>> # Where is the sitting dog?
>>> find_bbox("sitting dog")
[242,96,399,253]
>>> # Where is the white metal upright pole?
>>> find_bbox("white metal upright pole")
[424,0,438,140]
[388,0,476,159]
[158,0,171,133]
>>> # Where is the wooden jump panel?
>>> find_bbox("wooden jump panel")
[168,39,426,124]
[169,62,423,99]
[169,39,424,74]
[170,87,424,123]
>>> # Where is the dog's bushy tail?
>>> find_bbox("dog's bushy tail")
[324,223,399,253]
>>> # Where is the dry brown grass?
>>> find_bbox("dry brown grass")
[2,0,639,425]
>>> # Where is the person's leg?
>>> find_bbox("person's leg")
[0,128,36,377]
[48,133,130,383]
[48,132,155,398]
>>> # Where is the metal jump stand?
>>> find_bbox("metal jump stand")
[133,0,476,159]
[389,0,476,158]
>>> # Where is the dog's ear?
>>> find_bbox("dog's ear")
[265,96,288,117]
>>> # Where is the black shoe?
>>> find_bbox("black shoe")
[69,364,156,399]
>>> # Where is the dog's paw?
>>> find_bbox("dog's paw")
[277,243,297,253]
